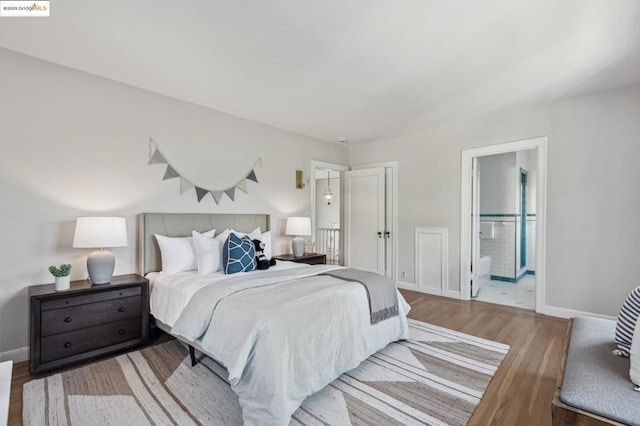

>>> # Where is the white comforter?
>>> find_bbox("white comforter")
[169,265,410,426]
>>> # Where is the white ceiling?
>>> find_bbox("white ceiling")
[1,0,639,143]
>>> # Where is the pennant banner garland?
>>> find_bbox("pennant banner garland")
[147,138,261,204]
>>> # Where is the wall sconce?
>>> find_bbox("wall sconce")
[296,170,305,189]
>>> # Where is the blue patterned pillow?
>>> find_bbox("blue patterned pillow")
[223,233,256,274]
[615,286,640,357]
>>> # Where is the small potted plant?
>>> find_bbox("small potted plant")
[49,264,72,291]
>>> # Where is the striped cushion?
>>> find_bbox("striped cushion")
[614,286,640,357]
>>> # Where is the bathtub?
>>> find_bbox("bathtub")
[472,255,491,297]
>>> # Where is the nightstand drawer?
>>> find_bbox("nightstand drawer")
[41,295,141,337]
[40,318,141,363]
[41,287,141,311]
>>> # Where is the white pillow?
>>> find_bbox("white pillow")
[231,227,262,240]
[215,229,231,243]
[155,230,214,274]
[192,230,222,274]
[631,322,640,391]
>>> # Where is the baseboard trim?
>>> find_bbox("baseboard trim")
[396,280,416,291]
[542,305,616,321]
[443,290,461,300]
[0,346,28,363]
[491,275,516,283]
[396,282,461,301]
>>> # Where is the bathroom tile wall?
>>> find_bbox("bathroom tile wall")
[480,216,516,279]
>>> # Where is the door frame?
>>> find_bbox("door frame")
[351,161,398,283]
[310,160,349,250]
[460,137,547,313]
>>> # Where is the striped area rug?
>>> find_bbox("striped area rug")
[23,319,509,425]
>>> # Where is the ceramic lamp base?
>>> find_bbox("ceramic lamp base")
[87,249,115,284]
[291,237,305,257]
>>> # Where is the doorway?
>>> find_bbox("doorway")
[460,137,547,313]
[471,152,537,309]
[519,168,527,270]
[310,161,348,264]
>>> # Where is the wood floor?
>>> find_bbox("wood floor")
[9,291,569,425]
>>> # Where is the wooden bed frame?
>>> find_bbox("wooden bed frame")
[551,319,623,426]
[138,212,270,275]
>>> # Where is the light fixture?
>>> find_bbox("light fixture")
[285,217,311,257]
[295,170,305,189]
[324,170,333,205]
[72,217,128,284]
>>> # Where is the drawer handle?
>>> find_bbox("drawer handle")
[118,329,125,335]
[64,317,72,323]
[64,342,71,348]
[118,307,125,312]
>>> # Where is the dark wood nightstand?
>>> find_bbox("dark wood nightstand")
[273,253,327,265]
[29,274,149,374]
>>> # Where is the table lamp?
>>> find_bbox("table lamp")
[286,217,311,257]
[73,217,128,284]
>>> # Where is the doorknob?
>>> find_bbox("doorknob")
[385,231,390,238]
[377,232,382,238]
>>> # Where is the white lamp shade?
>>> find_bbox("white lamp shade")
[72,217,128,248]
[285,217,311,236]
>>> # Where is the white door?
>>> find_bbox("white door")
[471,157,480,297]
[384,167,394,280]
[345,167,385,274]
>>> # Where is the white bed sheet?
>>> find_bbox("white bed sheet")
[147,261,306,327]
[170,265,410,425]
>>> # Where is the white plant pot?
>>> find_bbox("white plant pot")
[55,276,70,291]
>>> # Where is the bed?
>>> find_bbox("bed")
[138,213,410,425]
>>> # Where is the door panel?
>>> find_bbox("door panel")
[471,157,480,297]
[345,168,385,274]
[384,167,393,280]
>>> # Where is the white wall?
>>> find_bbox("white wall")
[478,153,517,214]
[478,153,518,279]
[350,83,640,317]
[0,49,347,358]
[546,85,640,316]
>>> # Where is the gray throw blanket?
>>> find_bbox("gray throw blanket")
[321,268,399,324]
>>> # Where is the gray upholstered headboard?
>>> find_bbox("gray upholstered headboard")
[138,213,270,274]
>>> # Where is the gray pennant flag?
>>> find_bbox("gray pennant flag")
[236,179,248,193]
[195,187,210,202]
[180,177,195,194]
[211,191,224,205]
[148,150,167,165]
[246,170,258,183]
[163,165,180,180]
[224,187,236,201]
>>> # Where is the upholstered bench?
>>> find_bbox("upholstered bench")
[0,361,12,426]
[552,316,639,425]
